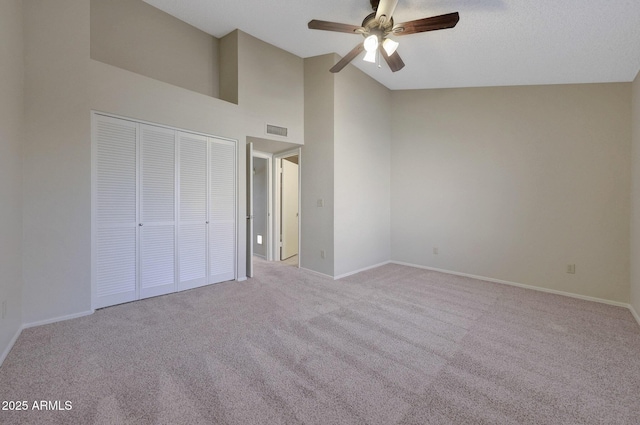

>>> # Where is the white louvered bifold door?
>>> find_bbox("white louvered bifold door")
[209,138,236,283]
[94,113,238,309]
[178,132,208,291]
[94,115,138,309]
[139,124,177,299]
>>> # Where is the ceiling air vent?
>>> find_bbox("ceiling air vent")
[266,124,288,138]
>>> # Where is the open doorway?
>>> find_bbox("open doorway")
[245,137,301,276]
[252,153,271,261]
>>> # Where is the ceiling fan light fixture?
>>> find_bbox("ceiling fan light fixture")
[308,0,459,73]
[363,49,377,63]
[363,34,379,52]
[382,38,399,56]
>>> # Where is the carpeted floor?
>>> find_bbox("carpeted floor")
[1,260,639,424]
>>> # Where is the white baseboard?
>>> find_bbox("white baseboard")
[300,267,334,280]
[391,261,630,308]
[630,304,640,327]
[300,261,391,281]
[0,327,23,367]
[334,261,392,280]
[22,309,95,330]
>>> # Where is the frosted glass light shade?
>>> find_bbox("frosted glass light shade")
[363,50,377,63]
[383,38,399,56]
[363,35,378,52]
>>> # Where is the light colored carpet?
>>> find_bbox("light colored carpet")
[1,260,639,424]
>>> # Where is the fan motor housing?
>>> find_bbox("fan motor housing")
[361,12,394,37]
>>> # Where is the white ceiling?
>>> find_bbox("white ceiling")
[144,0,640,90]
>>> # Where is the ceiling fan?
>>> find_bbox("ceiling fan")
[308,0,459,73]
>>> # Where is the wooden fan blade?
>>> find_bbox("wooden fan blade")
[375,0,399,25]
[308,20,362,34]
[380,46,405,72]
[330,43,365,73]
[392,12,460,36]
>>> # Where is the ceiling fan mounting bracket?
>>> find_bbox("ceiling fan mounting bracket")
[361,12,394,37]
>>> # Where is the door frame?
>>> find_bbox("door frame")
[246,142,253,278]
[273,148,301,267]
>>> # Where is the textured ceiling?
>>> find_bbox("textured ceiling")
[143,0,640,90]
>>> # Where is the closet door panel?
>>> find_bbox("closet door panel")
[94,115,137,308]
[139,124,176,299]
[209,138,236,283]
[178,132,208,291]
[140,225,175,298]
[209,222,235,281]
[179,223,207,289]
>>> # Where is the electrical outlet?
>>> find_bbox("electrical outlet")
[320,250,326,259]
[1,300,6,319]
[433,247,439,255]
[567,264,576,274]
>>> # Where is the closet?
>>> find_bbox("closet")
[92,113,236,309]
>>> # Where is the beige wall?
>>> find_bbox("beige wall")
[631,70,640,316]
[90,61,249,139]
[391,84,631,303]
[334,63,391,277]
[23,0,92,324]
[219,31,239,105]
[0,0,24,360]
[237,31,304,144]
[301,54,391,278]
[301,55,336,276]
[90,0,219,98]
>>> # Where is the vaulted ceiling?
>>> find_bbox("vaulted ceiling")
[144,0,640,90]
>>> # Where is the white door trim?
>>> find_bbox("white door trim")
[246,142,253,277]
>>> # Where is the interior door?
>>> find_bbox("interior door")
[281,158,299,260]
[139,124,177,299]
[178,132,208,291]
[246,142,254,278]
